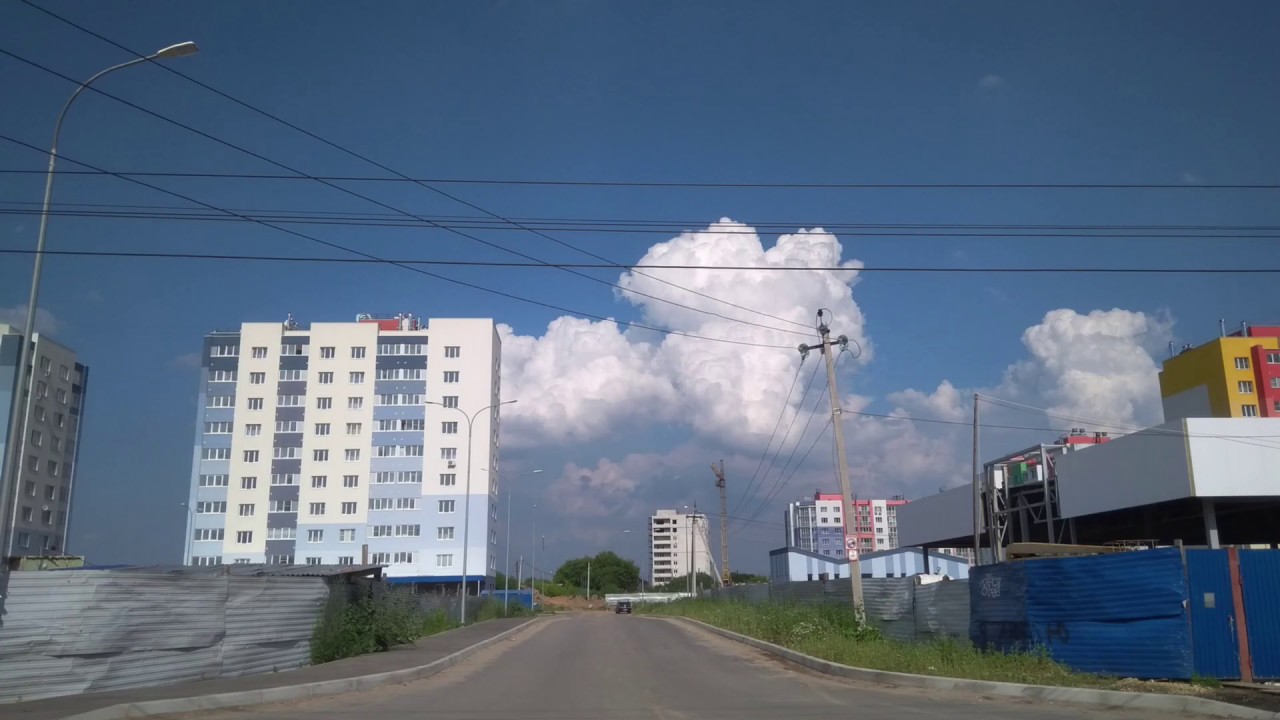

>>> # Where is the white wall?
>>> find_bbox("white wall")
[1055,422,1194,518]
[895,485,975,548]
[1185,418,1280,496]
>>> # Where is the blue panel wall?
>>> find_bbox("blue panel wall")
[1239,550,1280,680]
[1186,550,1240,680]
[969,561,1029,652]
[1022,548,1192,679]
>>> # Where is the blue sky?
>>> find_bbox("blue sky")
[1,1,1278,574]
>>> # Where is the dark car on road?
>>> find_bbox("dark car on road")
[615,600,632,614]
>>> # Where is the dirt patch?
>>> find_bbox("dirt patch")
[537,593,608,611]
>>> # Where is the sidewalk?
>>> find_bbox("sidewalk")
[8,616,533,720]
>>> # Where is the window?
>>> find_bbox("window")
[311,475,328,488]
[248,397,264,410]
[344,449,361,462]
[393,552,414,564]
[313,449,329,462]
[401,471,422,484]
[267,527,296,539]
[26,455,39,472]
[339,529,355,543]
[338,555,354,564]
[212,345,240,357]
[1268,351,1280,365]
[51,436,62,453]
[192,556,222,566]
[29,429,43,447]
[35,380,47,398]
[440,473,456,487]
[196,501,226,514]
[439,500,456,513]
[437,526,455,540]
[210,370,237,382]
[40,508,52,525]
[351,346,366,359]
[436,554,453,568]
[245,423,262,437]
[282,344,307,356]
[400,418,425,431]
[370,498,393,510]
[276,420,301,432]
[1239,380,1255,394]
[370,525,392,537]
[442,422,458,434]
[249,372,265,385]
[396,524,421,537]
[1243,404,1259,417]
[269,500,296,513]
[307,529,323,543]
[377,419,397,431]
[305,557,322,566]
[396,497,418,510]
[233,559,252,565]
[374,471,395,484]
[443,371,460,383]
[271,473,297,485]
[273,447,298,459]
[343,474,359,488]
[441,448,457,460]
[444,346,460,358]
[268,554,294,564]
[442,396,459,408]
[20,506,31,522]
[59,364,70,381]
[241,476,258,490]
[193,528,224,542]
[320,346,336,359]
[238,503,255,517]
[315,423,331,436]
[376,445,396,457]
[55,388,67,405]
[348,396,364,409]
[310,502,326,515]
[236,531,253,544]
[278,394,302,406]
[318,371,334,384]
[202,448,232,460]
[1236,357,1251,370]
[34,405,45,423]
[252,346,267,358]
[370,552,390,564]
[199,474,228,487]
[1275,400,1280,413]
[349,371,365,384]
[1271,377,1280,390]
[341,501,357,515]
[207,395,235,408]
[316,397,333,409]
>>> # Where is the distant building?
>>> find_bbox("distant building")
[783,492,907,559]
[1160,322,1280,420]
[184,313,501,588]
[649,509,713,585]
[768,546,971,583]
[0,324,89,557]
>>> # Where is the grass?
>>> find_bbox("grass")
[640,599,1188,691]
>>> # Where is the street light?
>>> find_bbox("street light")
[484,467,542,614]
[0,40,200,589]
[179,502,196,564]
[425,399,515,625]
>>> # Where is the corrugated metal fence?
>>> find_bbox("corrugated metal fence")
[704,578,970,643]
[0,570,328,703]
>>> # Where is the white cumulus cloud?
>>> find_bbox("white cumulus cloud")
[0,304,60,336]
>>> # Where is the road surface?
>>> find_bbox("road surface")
[188,613,1183,719]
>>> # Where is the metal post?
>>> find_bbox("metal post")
[531,506,537,597]
[504,483,511,615]
[972,393,982,564]
[586,560,591,600]
[815,314,864,616]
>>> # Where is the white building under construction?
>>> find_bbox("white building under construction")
[649,509,713,585]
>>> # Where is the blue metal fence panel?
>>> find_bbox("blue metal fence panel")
[1239,550,1280,680]
[1024,548,1192,679]
[1185,550,1239,680]
[969,562,1029,652]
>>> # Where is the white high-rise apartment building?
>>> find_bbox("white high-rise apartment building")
[184,313,502,586]
[649,509,712,585]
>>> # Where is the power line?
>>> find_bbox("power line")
[10,2,815,333]
[729,360,806,519]
[4,205,1280,242]
[0,45,813,340]
[2,166,1278,191]
[0,133,792,351]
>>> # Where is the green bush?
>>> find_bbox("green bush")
[311,591,456,664]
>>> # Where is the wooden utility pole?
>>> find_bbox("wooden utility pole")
[712,460,732,585]
[800,309,863,617]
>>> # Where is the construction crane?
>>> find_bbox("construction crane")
[712,460,732,586]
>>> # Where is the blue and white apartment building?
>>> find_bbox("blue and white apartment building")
[184,313,502,588]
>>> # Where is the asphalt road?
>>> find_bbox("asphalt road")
[188,614,1185,720]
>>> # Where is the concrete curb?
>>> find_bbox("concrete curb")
[670,617,1279,720]
[62,618,542,720]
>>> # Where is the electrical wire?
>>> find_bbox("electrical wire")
[0,133,794,351]
[0,47,814,340]
[728,359,806,518]
[738,388,832,527]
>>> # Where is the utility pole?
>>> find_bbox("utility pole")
[971,393,982,565]
[712,460,732,586]
[586,560,591,601]
[799,309,864,617]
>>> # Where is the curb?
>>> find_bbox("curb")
[62,618,542,720]
[670,617,1278,720]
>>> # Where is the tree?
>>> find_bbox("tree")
[553,551,640,595]
[730,572,769,585]
[651,571,718,593]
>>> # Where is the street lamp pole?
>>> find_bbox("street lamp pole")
[426,399,516,625]
[486,468,542,614]
[180,502,196,564]
[531,504,538,597]
[0,41,199,609]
